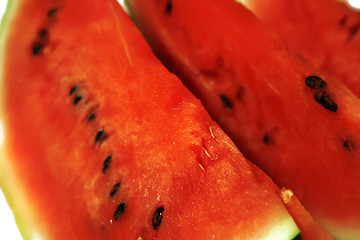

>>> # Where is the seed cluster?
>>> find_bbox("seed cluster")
[69,85,83,106]
[69,83,125,222]
[305,75,337,112]
[304,76,355,151]
[68,81,166,230]
[31,7,58,55]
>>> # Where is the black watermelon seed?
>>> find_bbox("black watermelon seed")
[114,202,126,220]
[262,134,272,145]
[73,96,83,105]
[102,155,112,173]
[110,182,121,197]
[236,86,245,100]
[88,112,96,121]
[314,91,338,112]
[343,138,355,151]
[38,28,48,38]
[152,207,165,230]
[95,129,108,144]
[349,22,360,39]
[165,1,172,14]
[305,76,327,90]
[220,94,232,109]
[292,233,302,240]
[69,85,78,95]
[339,16,347,26]
[344,140,351,151]
[31,42,43,55]
[47,8,58,17]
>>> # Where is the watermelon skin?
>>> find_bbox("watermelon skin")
[0,0,301,239]
[242,0,360,99]
[125,0,360,239]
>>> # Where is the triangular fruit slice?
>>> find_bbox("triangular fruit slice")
[124,0,360,239]
[0,0,300,239]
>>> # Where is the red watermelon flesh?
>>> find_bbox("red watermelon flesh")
[0,0,302,239]
[124,0,360,239]
[242,0,360,98]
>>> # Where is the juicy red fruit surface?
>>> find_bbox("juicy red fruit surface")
[0,0,299,239]
[125,0,360,238]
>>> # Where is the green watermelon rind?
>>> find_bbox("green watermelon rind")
[0,0,46,240]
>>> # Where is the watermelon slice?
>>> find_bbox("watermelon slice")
[242,0,360,98]
[124,0,360,239]
[0,0,301,239]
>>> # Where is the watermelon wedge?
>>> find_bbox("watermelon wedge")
[0,0,301,239]
[124,0,360,239]
[242,0,360,98]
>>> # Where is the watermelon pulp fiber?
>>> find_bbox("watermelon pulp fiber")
[0,0,301,239]
[124,0,360,239]
[242,0,360,99]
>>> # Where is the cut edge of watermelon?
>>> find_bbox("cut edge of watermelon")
[0,0,46,239]
[0,138,45,239]
[0,149,45,240]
